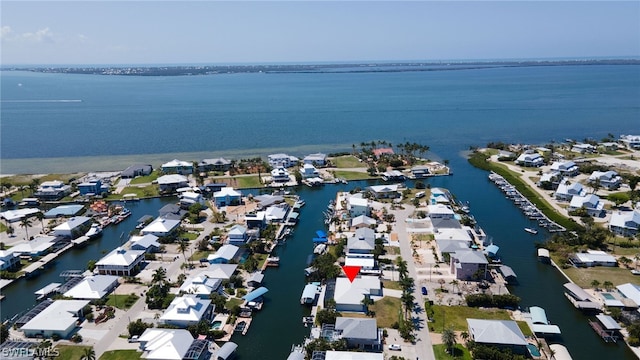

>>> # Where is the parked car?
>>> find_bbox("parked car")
[389,344,401,351]
[128,335,139,343]
[421,286,428,295]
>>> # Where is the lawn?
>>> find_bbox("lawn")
[332,155,366,168]
[218,175,262,189]
[330,170,372,181]
[371,296,403,328]
[189,250,211,261]
[433,344,472,360]
[106,294,139,310]
[382,280,402,290]
[430,305,511,332]
[56,345,92,360]
[225,297,243,310]
[129,172,160,184]
[560,262,640,288]
[106,185,159,199]
[99,349,142,360]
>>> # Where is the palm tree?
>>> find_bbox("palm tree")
[80,347,96,360]
[179,240,190,270]
[591,279,601,291]
[634,253,640,270]
[20,216,33,240]
[35,212,46,233]
[152,267,167,284]
[460,330,470,345]
[441,327,457,355]
[450,279,459,293]
[603,280,614,292]
[400,291,415,319]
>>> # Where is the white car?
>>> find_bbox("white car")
[389,344,401,350]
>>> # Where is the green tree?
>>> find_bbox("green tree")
[20,216,32,240]
[80,347,96,360]
[0,323,9,344]
[127,319,152,337]
[316,308,338,325]
[35,212,46,233]
[87,260,97,272]
[152,267,167,284]
[603,280,614,291]
[441,327,457,355]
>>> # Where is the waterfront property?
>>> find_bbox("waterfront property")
[569,250,617,267]
[157,174,189,193]
[410,164,430,178]
[161,159,194,175]
[62,274,119,300]
[129,234,161,253]
[44,204,85,218]
[333,276,381,313]
[467,319,528,356]
[348,196,370,217]
[213,187,242,208]
[268,153,299,168]
[450,250,489,280]
[207,244,240,264]
[367,184,400,199]
[198,158,231,172]
[270,167,292,183]
[20,299,89,339]
[620,134,640,150]
[588,170,622,190]
[515,152,544,167]
[179,273,223,299]
[554,179,586,201]
[10,235,57,257]
[121,164,153,178]
[215,341,238,360]
[95,247,145,276]
[350,215,376,229]
[616,283,640,307]
[303,153,327,166]
[300,283,321,305]
[52,216,92,239]
[0,249,20,270]
[34,180,72,201]
[140,217,181,237]
[527,306,561,336]
[549,161,579,177]
[159,295,214,328]
[227,224,249,245]
[568,194,604,217]
[563,282,602,311]
[179,191,205,208]
[300,163,320,179]
[0,208,41,223]
[137,328,197,360]
[77,178,110,196]
[609,210,640,237]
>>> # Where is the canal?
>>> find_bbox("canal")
[1,156,636,359]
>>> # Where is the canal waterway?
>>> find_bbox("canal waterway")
[1,157,636,359]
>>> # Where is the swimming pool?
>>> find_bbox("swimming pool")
[211,320,223,330]
[527,344,541,357]
[602,293,616,300]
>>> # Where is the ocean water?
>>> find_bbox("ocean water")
[1,64,639,174]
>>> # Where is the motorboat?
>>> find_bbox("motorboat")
[524,228,538,235]
[85,223,103,239]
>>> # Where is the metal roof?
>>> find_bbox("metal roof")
[216,342,238,359]
[183,339,208,360]
[242,286,269,302]
[316,230,327,238]
[529,306,548,325]
[16,299,54,326]
[596,314,622,330]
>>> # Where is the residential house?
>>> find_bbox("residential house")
[571,250,617,267]
[179,274,223,298]
[332,317,382,350]
[344,254,376,271]
[189,265,239,282]
[160,295,214,328]
[95,247,145,276]
[467,319,528,355]
[571,143,597,154]
[427,204,455,220]
[138,328,195,360]
[34,180,72,201]
[53,216,92,239]
[179,191,205,209]
[381,170,405,181]
[140,218,181,238]
[215,342,238,360]
[247,272,264,288]
[372,148,394,158]
[20,300,90,339]
[588,170,622,190]
[616,283,640,308]
[450,250,488,280]
[333,276,382,312]
[303,153,327,166]
[300,164,320,179]
[347,228,376,255]
[350,215,376,229]
[227,225,248,245]
[63,275,119,300]
[158,204,187,221]
[569,194,604,217]
[198,158,231,172]
[410,165,430,179]
[0,250,20,271]
[0,208,41,223]
[161,159,193,175]
[515,152,544,167]
[207,244,239,264]
[270,167,291,183]
[157,174,189,193]
[214,187,242,207]
[609,210,640,237]
[324,352,383,360]
[599,142,620,152]
[10,235,57,257]
[77,178,110,196]
[550,161,579,177]
[537,171,561,189]
[367,184,400,199]
[268,153,298,168]
[436,240,470,256]
[121,164,153,178]
[620,135,640,150]
[429,187,451,204]
[348,196,370,217]
[129,234,161,253]
[245,212,267,230]
[554,179,586,201]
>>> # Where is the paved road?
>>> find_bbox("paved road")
[390,204,436,360]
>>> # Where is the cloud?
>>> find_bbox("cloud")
[1,26,55,43]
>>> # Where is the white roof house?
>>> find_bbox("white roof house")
[334,276,382,312]
[10,235,57,257]
[0,250,20,271]
[179,191,205,207]
[427,204,455,219]
[569,194,604,216]
[197,265,238,280]
[0,208,41,223]
[433,228,473,242]
[271,167,291,182]
[351,215,376,229]
[157,174,189,186]
[588,170,622,190]
[160,295,213,327]
[138,328,194,360]
[367,184,400,199]
[515,152,544,167]
[63,275,119,300]
[140,218,181,237]
[555,179,586,201]
[53,216,92,239]
[333,317,382,350]
[325,351,383,360]
[467,319,527,348]
[300,163,320,179]
[348,196,370,217]
[303,153,327,165]
[609,210,640,236]
[550,161,579,176]
[616,283,640,307]
[179,274,222,298]
[207,244,239,264]
[268,153,299,168]
[345,255,375,270]
[95,247,145,276]
[21,300,90,339]
[213,187,242,207]
[620,134,640,150]
[571,250,617,267]
[227,224,248,245]
[161,159,193,174]
[129,234,161,252]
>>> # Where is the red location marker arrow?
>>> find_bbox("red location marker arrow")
[342,265,361,283]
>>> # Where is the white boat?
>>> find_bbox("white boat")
[524,228,538,235]
[85,223,103,238]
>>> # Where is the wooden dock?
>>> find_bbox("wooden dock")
[588,319,619,342]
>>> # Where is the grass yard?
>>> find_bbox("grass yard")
[225,297,243,310]
[129,171,160,184]
[106,294,139,310]
[99,349,142,360]
[559,262,639,288]
[106,185,159,199]
[371,296,403,328]
[56,345,92,360]
[189,250,211,261]
[433,344,472,360]
[330,170,371,181]
[332,155,366,168]
[382,280,402,290]
[430,305,511,332]
[218,175,262,189]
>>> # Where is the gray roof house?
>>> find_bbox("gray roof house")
[467,319,528,355]
[450,250,488,280]
[121,164,153,178]
[347,228,376,254]
[334,317,382,350]
[609,210,640,237]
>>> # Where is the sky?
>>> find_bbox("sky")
[1,1,639,65]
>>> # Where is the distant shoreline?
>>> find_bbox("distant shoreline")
[3,59,639,76]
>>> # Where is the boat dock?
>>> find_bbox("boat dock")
[488,172,565,232]
[71,235,90,247]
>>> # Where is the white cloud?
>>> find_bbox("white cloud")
[21,27,54,43]
[77,34,88,42]
[1,26,14,40]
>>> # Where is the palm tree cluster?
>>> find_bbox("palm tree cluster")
[395,257,416,341]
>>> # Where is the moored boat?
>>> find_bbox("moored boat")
[524,227,538,234]
[85,223,103,239]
